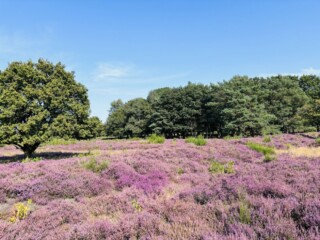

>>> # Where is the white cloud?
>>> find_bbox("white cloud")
[258,67,320,78]
[93,63,133,80]
[301,67,320,75]
[92,62,190,84]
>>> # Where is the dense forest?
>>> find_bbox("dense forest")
[106,75,320,138]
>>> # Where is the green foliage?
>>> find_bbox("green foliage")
[177,167,184,175]
[10,199,32,223]
[239,201,251,225]
[209,160,235,174]
[147,134,165,144]
[44,138,77,146]
[262,135,271,143]
[106,98,152,138]
[316,138,320,146]
[131,199,143,212]
[0,59,90,157]
[104,74,320,139]
[264,153,277,162]
[223,135,242,140]
[79,116,105,139]
[22,157,42,163]
[224,161,235,174]
[185,135,207,146]
[247,142,277,162]
[82,157,109,173]
[246,142,275,155]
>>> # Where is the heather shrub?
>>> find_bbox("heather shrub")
[208,160,235,174]
[291,200,320,231]
[147,134,165,144]
[185,135,207,146]
[10,199,32,223]
[82,157,109,173]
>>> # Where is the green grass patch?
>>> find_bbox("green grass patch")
[246,142,277,162]
[82,157,109,173]
[177,167,185,175]
[147,134,165,144]
[223,135,243,140]
[246,142,275,155]
[264,153,277,162]
[262,135,271,143]
[209,160,235,174]
[316,137,320,146]
[44,138,77,146]
[239,201,251,224]
[22,157,43,163]
[185,135,207,146]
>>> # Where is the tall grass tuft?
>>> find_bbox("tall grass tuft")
[246,142,277,162]
[209,160,235,174]
[44,138,77,146]
[147,134,165,144]
[82,157,109,173]
[185,135,207,146]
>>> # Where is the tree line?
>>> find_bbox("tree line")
[106,75,320,138]
[1,59,319,156]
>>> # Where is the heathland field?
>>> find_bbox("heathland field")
[0,134,319,239]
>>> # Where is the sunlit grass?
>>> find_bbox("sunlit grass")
[277,146,320,158]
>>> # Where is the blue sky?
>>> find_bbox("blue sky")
[1,1,320,121]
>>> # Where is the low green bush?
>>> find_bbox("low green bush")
[264,153,277,162]
[316,138,320,146]
[147,134,165,144]
[247,142,277,162]
[185,135,207,146]
[246,142,275,155]
[209,160,235,174]
[262,135,271,143]
[239,201,251,224]
[82,157,109,173]
[131,199,143,212]
[177,167,185,175]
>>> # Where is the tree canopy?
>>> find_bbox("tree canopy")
[0,59,91,156]
[106,75,320,138]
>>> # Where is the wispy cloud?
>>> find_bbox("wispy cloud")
[300,67,320,75]
[92,62,190,84]
[258,67,320,78]
[94,63,134,80]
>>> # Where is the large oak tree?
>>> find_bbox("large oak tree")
[0,59,90,157]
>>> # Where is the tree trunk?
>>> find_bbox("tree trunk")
[21,143,40,158]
